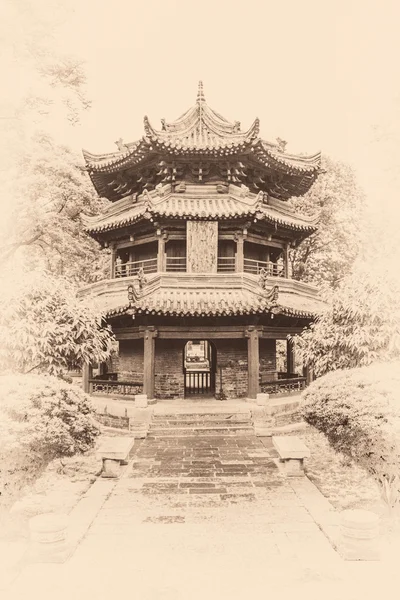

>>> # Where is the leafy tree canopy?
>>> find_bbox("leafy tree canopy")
[295,259,400,377]
[290,155,366,289]
[0,270,115,376]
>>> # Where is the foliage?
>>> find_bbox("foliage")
[0,373,100,512]
[295,261,400,377]
[301,363,400,510]
[0,270,115,376]
[0,132,110,284]
[289,155,366,289]
[0,373,100,458]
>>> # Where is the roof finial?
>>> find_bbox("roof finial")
[197,80,205,104]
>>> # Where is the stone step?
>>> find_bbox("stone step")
[151,419,253,427]
[148,426,254,437]
[152,413,251,422]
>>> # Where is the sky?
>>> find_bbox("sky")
[3,0,400,218]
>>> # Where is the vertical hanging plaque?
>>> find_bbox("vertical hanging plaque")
[186,221,218,273]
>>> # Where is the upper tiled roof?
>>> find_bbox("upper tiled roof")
[83,183,318,237]
[82,82,321,201]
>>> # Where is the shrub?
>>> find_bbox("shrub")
[301,362,400,511]
[0,373,100,460]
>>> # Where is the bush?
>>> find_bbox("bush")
[0,374,100,460]
[301,362,400,510]
[0,373,100,510]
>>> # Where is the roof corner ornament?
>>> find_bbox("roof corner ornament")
[196,80,205,104]
[258,267,268,289]
[161,118,166,131]
[127,268,147,306]
[233,121,241,133]
[115,138,128,151]
[276,137,287,152]
[128,283,140,305]
[137,267,147,290]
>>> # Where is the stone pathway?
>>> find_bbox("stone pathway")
[5,409,386,600]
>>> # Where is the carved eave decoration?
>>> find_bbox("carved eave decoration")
[82,82,321,202]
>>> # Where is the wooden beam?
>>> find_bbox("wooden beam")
[143,327,157,399]
[113,325,304,341]
[246,327,260,399]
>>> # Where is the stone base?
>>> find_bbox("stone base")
[280,457,305,477]
[135,394,156,407]
[102,458,121,478]
[29,514,70,563]
[340,510,380,561]
[256,393,270,406]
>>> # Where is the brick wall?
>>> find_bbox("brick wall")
[259,339,277,380]
[214,339,248,398]
[118,339,144,383]
[155,339,186,399]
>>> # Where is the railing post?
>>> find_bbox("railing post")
[287,338,295,376]
[284,243,290,278]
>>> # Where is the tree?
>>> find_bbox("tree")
[0,132,110,284]
[295,260,400,377]
[289,156,366,289]
[0,270,115,376]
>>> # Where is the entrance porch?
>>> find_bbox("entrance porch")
[83,324,308,402]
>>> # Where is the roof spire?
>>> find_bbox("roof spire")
[196,80,205,104]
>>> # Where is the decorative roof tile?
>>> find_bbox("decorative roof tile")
[83,183,318,236]
[82,82,321,201]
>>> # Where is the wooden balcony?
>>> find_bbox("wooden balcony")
[217,257,236,272]
[166,256,187,272]
[115,257,157,277]
[243,258,284,277]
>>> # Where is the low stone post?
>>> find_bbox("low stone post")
[340,509,380,561]
[135,393,148,408]
[29,513,69,563]
[256,392,269,406]
[102,458,121,478]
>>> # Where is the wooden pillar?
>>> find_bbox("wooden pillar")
[110,244,116,279]
[157,232,167,272]
[143,327,157,399]
[284,243,290,278]
[287,339,295,376]
[82,362,93,394]
[303,363,314,386]
[246,327,260,399]
[235,234,244,272]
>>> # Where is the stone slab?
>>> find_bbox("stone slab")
[272,435,310,459]
[96,436,135,461]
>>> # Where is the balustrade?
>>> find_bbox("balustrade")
[243,257,284,277]
[115,257,157,277]
[260,376,306,395]
[165,256,187,272]
[89,379,143,396]
[217,256,236,272]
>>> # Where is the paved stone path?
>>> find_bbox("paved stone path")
[5,411,387,599]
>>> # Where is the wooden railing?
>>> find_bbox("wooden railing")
[244,258,284,277]
[260,376,306,395]
[89,379,143,396]
[184,371,214,396]
[115,257,157,278]
[166,256,187,272]
[217,256,236,272]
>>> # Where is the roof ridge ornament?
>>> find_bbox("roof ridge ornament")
[196,80,205,104]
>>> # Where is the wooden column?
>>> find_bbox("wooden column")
[235,234,244,272]
[284,243,290,278]
[303,363,314,386]
[246,327,260,399]
[157,232,167,272]
[110,244,116,279]
[143,327,157,400]
[287,339,295,376]
[82,362,93,394]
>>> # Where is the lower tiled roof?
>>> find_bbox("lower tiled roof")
[82,274,324,321]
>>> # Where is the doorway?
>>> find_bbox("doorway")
[183,340,216,398]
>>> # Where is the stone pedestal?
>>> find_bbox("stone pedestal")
[256,393,269,406]
[29,513,69,563]
[340,509,380,561]
[135,394,148,408]
[102,458,121,478]
[281,457,305,477]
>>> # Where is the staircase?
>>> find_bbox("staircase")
[148,410,254,438]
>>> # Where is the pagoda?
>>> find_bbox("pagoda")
[79,82,324,402]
